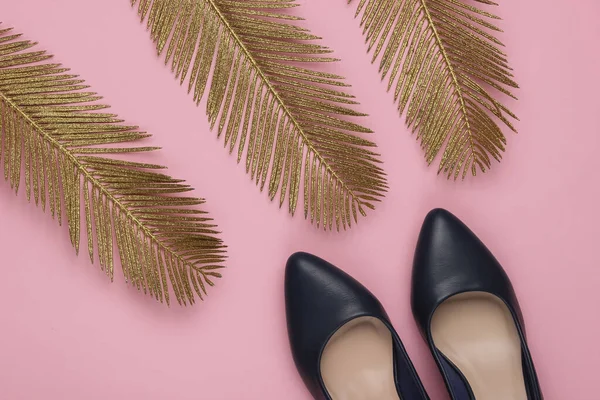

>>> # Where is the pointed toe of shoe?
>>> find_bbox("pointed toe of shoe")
[285,252,383,318]
[413,208,500,274]
[411,209,517,333]
[286,252,354,317]
[285,252,331,302]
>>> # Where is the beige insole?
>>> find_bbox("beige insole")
[320,316,401,400]
[431,292,527,400]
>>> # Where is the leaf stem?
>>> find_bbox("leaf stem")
[419,0,476,168]
[0,90,199,274]
[206,0,363,209]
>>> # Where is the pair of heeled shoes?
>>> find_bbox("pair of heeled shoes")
[285,209,543,400]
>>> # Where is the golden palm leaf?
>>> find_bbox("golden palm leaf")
[0,25,225,306]
[130,0,387,230]
[351,0,519,178]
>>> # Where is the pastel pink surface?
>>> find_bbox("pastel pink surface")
[0,1,598,399]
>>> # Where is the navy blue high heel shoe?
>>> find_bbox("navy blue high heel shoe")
[285,252,429,400]
[411,209,543,400]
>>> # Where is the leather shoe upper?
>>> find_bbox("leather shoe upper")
[285,252,428,400]
[412,208,523,332]
[411,209,543,400]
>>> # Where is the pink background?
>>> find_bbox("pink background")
[1,1,599,399]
